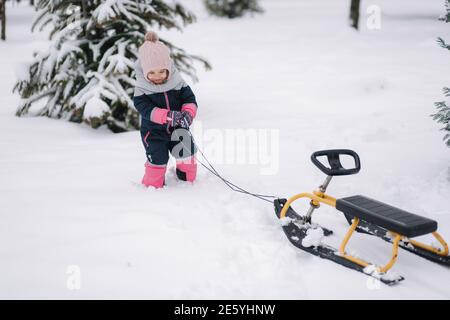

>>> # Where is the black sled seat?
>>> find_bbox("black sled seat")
[336,195,437,238]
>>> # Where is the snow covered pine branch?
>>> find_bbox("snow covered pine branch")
[13,0,210,132]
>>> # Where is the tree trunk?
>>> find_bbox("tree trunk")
[349,0,361,30]
[1,0,6,41]
[81,0,88,19]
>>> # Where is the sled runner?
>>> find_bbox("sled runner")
[274,149,449,285]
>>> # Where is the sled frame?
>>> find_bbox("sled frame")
[278,189,449,273]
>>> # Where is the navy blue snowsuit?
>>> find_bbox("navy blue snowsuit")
[133,85,198,166]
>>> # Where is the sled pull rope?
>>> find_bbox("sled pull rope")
[195,141,278,203]
[197,155,276,203]
[176,129,278,204]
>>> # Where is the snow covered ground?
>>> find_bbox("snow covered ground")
[1,0,449,299]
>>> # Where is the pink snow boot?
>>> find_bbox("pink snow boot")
[176,156,197,182]
[141,162,167,188]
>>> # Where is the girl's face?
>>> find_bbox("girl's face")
[147,69,169,84]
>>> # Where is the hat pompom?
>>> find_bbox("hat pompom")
[145,31,159,42]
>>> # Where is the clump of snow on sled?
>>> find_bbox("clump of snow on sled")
[279,217,294,227]
[301,227,324,248]
[363,265,403,283]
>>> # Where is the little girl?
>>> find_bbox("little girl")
[133,31,198,188]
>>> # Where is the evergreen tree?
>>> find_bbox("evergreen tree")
[203,0,263,19]
[13,0,211,133]
[432,0,450,147]
[432,88,450,147]
[441,0,450,23]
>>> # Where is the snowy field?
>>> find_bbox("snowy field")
[0,0,450,299]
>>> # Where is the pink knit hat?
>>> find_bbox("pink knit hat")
[138,31,171,79]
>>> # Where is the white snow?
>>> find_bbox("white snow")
[83,96,110,119]
[13,62,30,82]
[363,265,380,277]
[279,217,294,226]
[1,0,450,299]
[363,265,402,283]
[301,227,324,248]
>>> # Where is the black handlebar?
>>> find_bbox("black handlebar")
[311,149,361,176]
